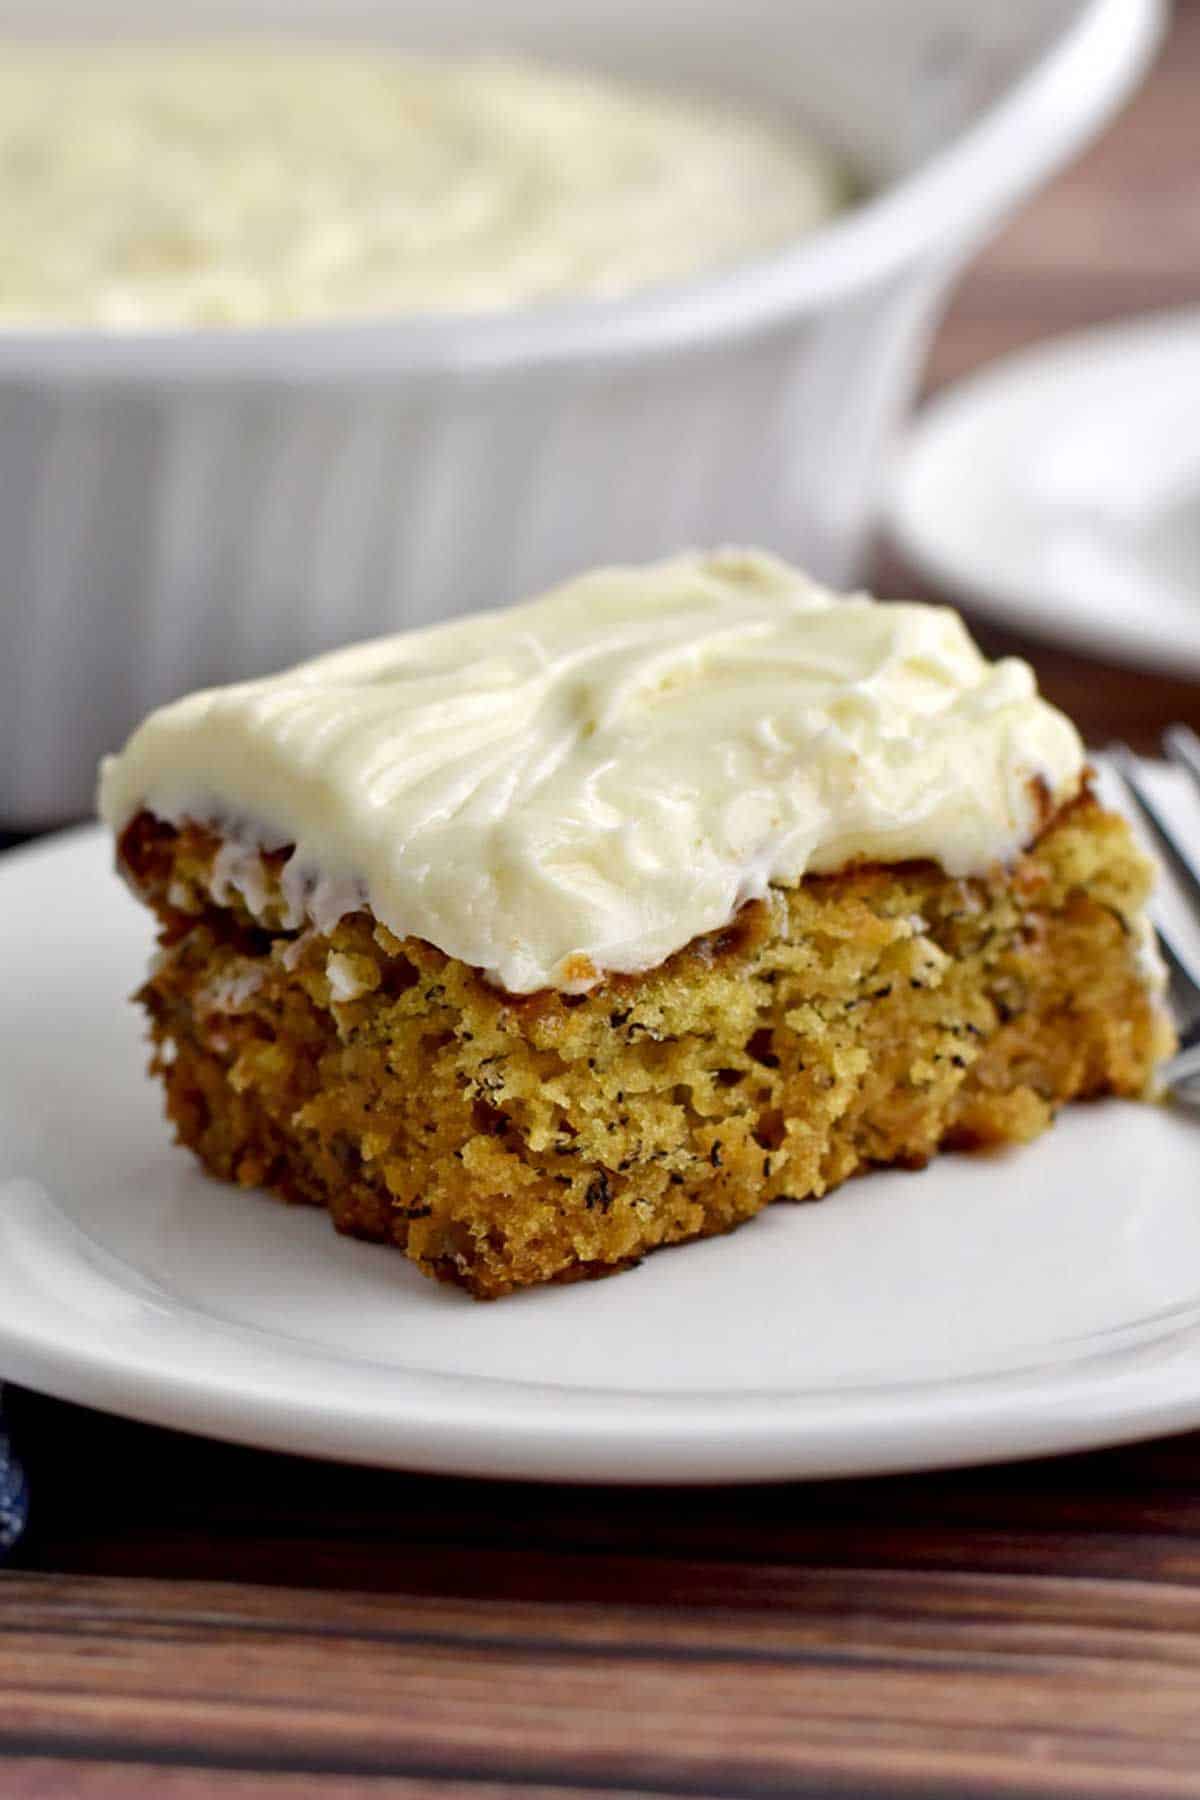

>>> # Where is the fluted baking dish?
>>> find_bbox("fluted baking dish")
[1,0,1162,822]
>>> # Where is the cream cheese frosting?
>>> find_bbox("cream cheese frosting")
[99,551,1085,994]
[0,47,843,327]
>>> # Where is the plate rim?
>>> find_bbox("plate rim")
[4,1229,1200,1484]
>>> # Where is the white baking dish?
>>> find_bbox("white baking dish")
[1,0,1163,822]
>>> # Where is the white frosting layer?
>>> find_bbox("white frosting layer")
[99,551,1085,993]
[0,47,843,327]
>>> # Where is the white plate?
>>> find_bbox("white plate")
[887,308,1200,677]
[2,790,1199,1485]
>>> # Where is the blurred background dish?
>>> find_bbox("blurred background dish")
[0,45,848,326]
[0,0,1162,824]
[887,309,1200,681]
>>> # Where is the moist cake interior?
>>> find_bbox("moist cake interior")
[118,790,1170,1298]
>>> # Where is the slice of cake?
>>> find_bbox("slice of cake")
[99,551,1174,1298]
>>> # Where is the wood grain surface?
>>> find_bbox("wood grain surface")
[4,6,1200,1797]
[7,1395,1200,1796]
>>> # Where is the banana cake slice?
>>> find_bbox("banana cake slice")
[99,550,1173,1297]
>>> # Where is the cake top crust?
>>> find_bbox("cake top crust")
[99,550,1084,993]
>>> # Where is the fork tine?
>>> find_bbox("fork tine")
[1104,742,1200,1014]
[1107,742,1200,918]
[1164,722,1200,794]
[1161,1022,1200,1092]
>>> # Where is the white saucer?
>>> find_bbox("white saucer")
[1,782,1198,1485]
[887,309,1200,677]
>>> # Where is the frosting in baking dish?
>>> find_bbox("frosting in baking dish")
[99,550,1085,994]
[0,46,843,327]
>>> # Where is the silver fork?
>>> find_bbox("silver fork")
[1107,724,1200,1099]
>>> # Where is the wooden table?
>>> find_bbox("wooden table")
[5,10,1200,1796]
